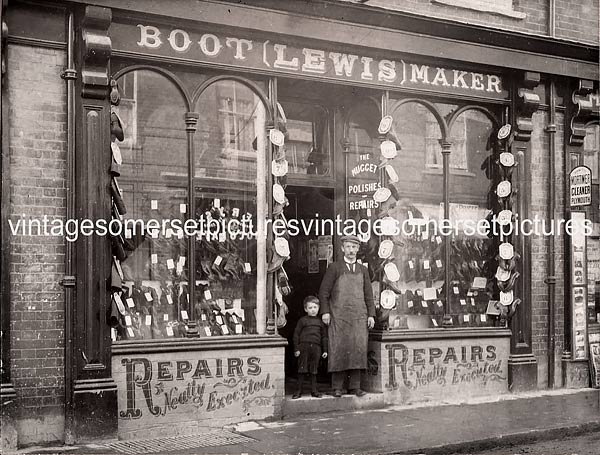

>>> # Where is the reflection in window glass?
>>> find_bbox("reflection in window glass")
[447,110,495,328]
[194,80,267,335]
[113,70,189,341]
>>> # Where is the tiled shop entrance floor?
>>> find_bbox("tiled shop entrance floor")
[103,430,255,454]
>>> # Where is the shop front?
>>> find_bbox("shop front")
[3,0,599,446]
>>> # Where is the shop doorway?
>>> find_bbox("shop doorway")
[278,185,335,394]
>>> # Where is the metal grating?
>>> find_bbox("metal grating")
[103,430,255,454]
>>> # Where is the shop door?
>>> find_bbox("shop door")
[278,185,335,390]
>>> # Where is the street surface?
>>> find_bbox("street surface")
[447,430,600,455]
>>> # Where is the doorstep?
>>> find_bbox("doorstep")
[282,391,385,417]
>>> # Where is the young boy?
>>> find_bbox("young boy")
[292,296,328,398]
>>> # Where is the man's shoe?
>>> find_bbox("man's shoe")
[292,392,301,399]
[311,391,322,398]
[333,390,343,398]
[350,389,367,397]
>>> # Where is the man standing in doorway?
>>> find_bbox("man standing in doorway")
[319,235,375,397]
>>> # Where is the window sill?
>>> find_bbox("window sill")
[112,334,288,354]
[431,0,526,19]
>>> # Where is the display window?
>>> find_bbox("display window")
[361,98,502,330]
[109,68,269,342]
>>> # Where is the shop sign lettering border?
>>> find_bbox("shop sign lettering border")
[110,22,508,100]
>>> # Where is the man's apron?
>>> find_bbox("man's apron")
[328,269,368,372]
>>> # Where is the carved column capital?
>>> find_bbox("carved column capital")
[514,72,541,142]
[569,79,599,146]
[80,6,112,99]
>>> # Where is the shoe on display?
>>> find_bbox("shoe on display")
[333,390,343,398]
[350,389,366,397]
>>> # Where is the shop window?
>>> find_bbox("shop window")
[583,123,600,304]
[278,101,330,176]
[194,80,268,335]
[373,101,499,330]
[112,71,268,342]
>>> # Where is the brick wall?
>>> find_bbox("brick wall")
[529,109,566,388]
[336,0,599,45]
[7,44,67,445]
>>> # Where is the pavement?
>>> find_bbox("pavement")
[11,388,600,455]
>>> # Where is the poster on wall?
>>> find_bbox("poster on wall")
[347,152,380,221]
[569,165,592,208]
[589,330,600,388]
[571,212,589,361]
[308,240,319,274]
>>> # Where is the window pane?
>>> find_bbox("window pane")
[279,101,330,176]
[379,102,445,330]
[112,70,189,342]
[448,109,496,328]
[194,80,267,335]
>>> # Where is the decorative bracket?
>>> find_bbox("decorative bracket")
[569,79,599,146]
[514,72,540,142]
[80,6,111,99]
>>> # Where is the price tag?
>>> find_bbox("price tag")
[181,310,189,320]
[176,229,184,239]
[166,326,174,336]
[437,300,443,307]
[176,263,183,275]
[145,315,152,326]
[471,298,476,306]
[166,295,173,305]
[216,315,224,324]
[436,259,443,268]
[244,263,252,273]
[214,256,223,266]
[407,301,414,308]
[145,292,153,302]
[204,290,212,300]
[221,325,230,335]
[151,200,158,210]
[408,260,415,269]
[166,259,175,270]
[460,299,467,306]
[423,287,437,300]
[421,301,428,308]
[124,229,132,239]
[432,319,438,327]
[163,314,169,322]
[111,328,117,341]
[150,229,159,239]
[126,298,135,308]
[125,315,132,326]
[366,208,372,217]
[201,313,207,321]
[232,207,240,217]
[165,228,173,239]
[127,327,135,337]
[408,211,413,219]
[214,198,220,208]
[481,314,487,322]
[151,254,158,264]
[235,324,243,334]
[219,232,226,243]
[423,260,430,270]
[178,256,186,266]
[204,327,212,336]
[114,294,126,315]
[472,277,487,289]
[463,314,470,323]
[179,203,187,214]
[467,291,474,297]
[453,286,459,295]
[436,236,442,244]
[421,230,428,241]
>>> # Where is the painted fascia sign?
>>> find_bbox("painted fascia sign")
[109,22,508,100]
[570,165,592,208]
